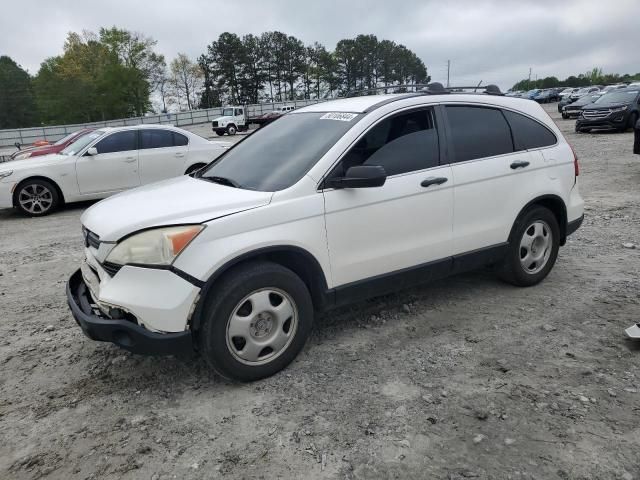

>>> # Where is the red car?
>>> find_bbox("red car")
[10,129,94,160]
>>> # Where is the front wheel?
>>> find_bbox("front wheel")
[198,261,313,382]
[226,124,237,135]
[627,112,638,132]
[14,179,60,216]
[499,206,560,287]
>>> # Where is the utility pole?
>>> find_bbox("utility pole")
[528,67,532,90]
[447,60,450,88]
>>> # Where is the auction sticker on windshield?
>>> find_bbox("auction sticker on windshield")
[320,112,358,122]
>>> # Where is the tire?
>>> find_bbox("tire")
[499,206,560,287]
[14,178,60,217]
[185,163,206,175]
[226,124,237,135]
[215,130,225,136]
[198,261,314,382]
[627,113,638,132]
[562,113,568,119]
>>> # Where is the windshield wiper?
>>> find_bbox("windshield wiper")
[202,175,241,188]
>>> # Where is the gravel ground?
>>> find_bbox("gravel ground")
[1,104,639,480]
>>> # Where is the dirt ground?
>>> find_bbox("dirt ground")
[1,104,639,480]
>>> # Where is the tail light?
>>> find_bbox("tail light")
[570,144,579,177]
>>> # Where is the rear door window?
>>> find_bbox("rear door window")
[140,129,175,149]
[502,110,557,150]
[173,132,189,146]
[445,106,514,162]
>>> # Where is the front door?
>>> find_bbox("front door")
[76,130,140,194]
[322,107,454,291]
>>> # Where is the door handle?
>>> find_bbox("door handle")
[123,157,136,163]
[510,160,530,169]
[175,153,185,158]
[421,177,448,187]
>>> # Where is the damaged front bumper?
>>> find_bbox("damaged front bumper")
[66,269,193,355]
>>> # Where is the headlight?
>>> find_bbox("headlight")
[105,225,204,266]
[0,170,13,180]
[14,152,31,160]
[610,106,628,112]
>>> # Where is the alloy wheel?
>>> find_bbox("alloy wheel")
[18,184,54,215]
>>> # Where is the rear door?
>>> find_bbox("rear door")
[75,130,140,194]
[443,104,544,255]
[138,129,189,184]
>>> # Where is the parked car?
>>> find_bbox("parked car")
[557,95,576,113]
[254,106,297,127]
[10,129,95,161]
[596,84,626,96]
[526,89,542,100]
[570,86,601,100]
[0,125,230,216]
[576,87,640,133]
[533,89,559,103]
[561,94,600,119]
[559,88,579,99]
[67,85,584,381]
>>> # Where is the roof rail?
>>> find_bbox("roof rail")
[344,84,433,97]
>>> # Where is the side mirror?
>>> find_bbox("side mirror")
[86,147,98,156]
[326,165,387,189]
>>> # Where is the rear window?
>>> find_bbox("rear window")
[502,110,557,150]
[445,106,513,162]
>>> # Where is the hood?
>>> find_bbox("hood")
[583,102,628,110]
[0,153,63,171]
[81,175,273,241]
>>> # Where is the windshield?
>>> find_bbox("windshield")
[201,112,361,191]
[575,95,599,105]
[53,131,83,146]
[595,90,639,104]
[222,108,234,116]
[60,130,104,156]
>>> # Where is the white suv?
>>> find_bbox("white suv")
[67,84,584,381]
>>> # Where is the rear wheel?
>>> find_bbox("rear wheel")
[198,261,313,382]
[499,206,560,287]
[14,179,60,216]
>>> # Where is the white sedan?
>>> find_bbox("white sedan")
[0,125,230,216]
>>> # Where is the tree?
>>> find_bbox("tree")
[169,53,203,110]
[0,56,39,128]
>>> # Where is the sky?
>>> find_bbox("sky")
[1,0,638,91]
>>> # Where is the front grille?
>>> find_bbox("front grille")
[101,261,122,277]
[212,121,219,127]
[83,227,101,249]
[582,109,611,119]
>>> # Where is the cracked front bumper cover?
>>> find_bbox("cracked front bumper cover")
[66,269,193,355]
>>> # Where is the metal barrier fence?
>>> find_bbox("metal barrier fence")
[0,98,327,148]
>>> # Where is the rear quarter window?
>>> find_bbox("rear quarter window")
[502,110,557,150]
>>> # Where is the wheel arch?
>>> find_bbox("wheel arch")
[12,175,66,207]
[190,245,330,332]
[510,194,567,246]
